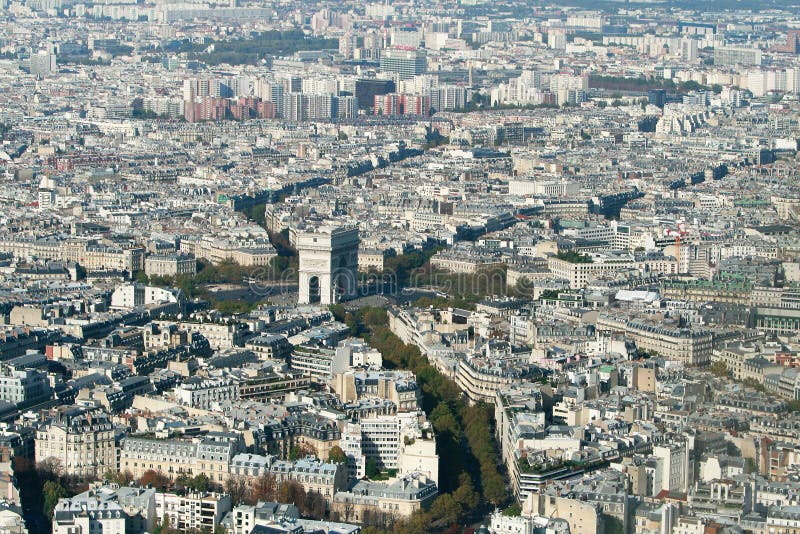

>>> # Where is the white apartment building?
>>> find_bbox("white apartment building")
[110,284,183,310]
[52,496,126,534]
[341,412,438,483]
[155,492,231,532]
[175,376,239,410]
[653,443,690,494]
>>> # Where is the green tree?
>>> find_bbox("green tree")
[482,471,507,505]
[252,473,277,503]
[429,493,462,526]
[361,307,388,328]
[344,312,361,336]
[709,361,728,377]
[303,491,326,519]
[330,304,346,322]
[192,473,211,492]
[681,80,705,92]
[277,480,305,508]
[225,476,249,506]
[250,204,266,226]
[395,510,432,534]
[104,469,133,485]
[556,250,593,263]
[742,378,766,392]
[604,515,625,534]
[43,480,68,519]
[154,514,178,534]
[430,403,460,436]
[365,458,379,479]
[453,473,479,511]
[139,469,170,489]
[328,445,347,465]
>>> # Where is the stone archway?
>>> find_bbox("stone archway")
[307,275,320,304]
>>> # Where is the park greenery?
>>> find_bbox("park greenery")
[589,75,709,93]
[169,30,338,66]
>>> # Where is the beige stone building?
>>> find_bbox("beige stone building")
[229,453,346,506]
[332,474,437,522]
[181,236,277,267]
[596,315,713,366]
[144,254,197,277]
[119,433,243,484]
[331,370,421,412]
[522,493,600,534]
[36,407,116,479]
[547,255,636,289]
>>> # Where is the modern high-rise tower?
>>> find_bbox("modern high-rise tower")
[379,48,427,80]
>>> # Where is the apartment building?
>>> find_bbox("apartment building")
[456,353,545,405]
[229,453,346,505]
[237,367,310,403]
[429,249,505,274]
[0,367,51,408]
[290,344,349,384]
[157,321,248,350]
[653,443,691,494]
[331,369,421,412]
[52,485,157,534]
[119,432,244,484]
[596,315,713,366]
[182,236,277,267]
[340,412,438,483]
[36,407,116,479]
[175,376,239,410]
[0,238,144,273]
[332,473,437,522]
[110,284,186,311]
[52,496,127,534]
[142,323,189,351]
[244,334,293,361]
[494,383,547,471]
[144,253,197,277]
[155,492,231,532]
[548,254,637,289]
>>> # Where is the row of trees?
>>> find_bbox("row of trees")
[335,306,508,533]
[226,475,325,519]
[411,265,508,305]
[589,75,719,95]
